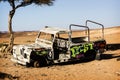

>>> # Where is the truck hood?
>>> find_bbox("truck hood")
[13,43,51,50]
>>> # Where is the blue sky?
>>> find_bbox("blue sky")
[0,0,120,31]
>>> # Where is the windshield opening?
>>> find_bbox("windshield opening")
[40,32,53,41]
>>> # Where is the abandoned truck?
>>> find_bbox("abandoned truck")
[11,20,106,67]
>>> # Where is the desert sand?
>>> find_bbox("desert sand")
[0,26,120,80]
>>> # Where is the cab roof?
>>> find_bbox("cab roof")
[40,26,69,34]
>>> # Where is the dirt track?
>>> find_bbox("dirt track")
[0,26,120,80]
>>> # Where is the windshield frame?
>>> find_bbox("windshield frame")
[36,31,55,45]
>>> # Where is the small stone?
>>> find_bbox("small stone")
[117,57,120,61]
[41,73,47,76]
[116,71,120,76]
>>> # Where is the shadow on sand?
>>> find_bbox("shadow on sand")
[101,54,120,60]
[0,72,19,80]
[106,43,120,50]
[106,43,120,61]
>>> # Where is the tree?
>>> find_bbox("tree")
[0,0,55,53]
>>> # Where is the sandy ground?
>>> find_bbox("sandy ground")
[0,26,120,80]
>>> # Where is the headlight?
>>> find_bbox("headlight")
[13,49,15,53]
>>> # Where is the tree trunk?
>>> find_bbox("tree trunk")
[6,10,15,53]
